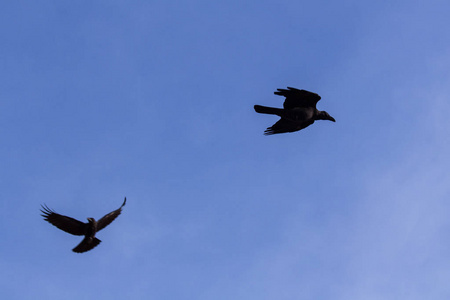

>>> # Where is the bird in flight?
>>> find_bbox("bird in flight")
[254,87,335,135]
[41,198,127,253]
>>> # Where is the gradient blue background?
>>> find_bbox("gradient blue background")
[1,1,450,299]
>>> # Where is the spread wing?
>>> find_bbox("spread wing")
[264,119,314,135]
[274,87,321,109]
[41,205,87,236]
[97,197,126,231]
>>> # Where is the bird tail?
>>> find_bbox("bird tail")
[72,237,101,253]
[254,105,283,116]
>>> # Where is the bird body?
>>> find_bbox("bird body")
[71,218,100,253]
[41,198,126,253]
[85,218,98,237]
[254,105,315,122]
[254,87,335,135]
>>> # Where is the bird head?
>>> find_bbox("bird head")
[87,217,96,223]
[316,111,336,122]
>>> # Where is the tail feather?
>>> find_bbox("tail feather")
[72,237,101,253]
[254,105,283,116]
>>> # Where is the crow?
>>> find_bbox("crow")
[254,87,335,135]
[41,198,126,253]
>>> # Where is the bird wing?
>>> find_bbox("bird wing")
[41,205,87,236]
[274,87,321,109]
[97,197,126,232]
[264,118,314,135]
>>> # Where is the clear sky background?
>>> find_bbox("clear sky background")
[1,0,450,299]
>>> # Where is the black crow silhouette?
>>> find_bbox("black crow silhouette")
[41,198,126,253]
[254,87,335,135]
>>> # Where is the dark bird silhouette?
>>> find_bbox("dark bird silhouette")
[40,198,127,253]
[254,87,335,135]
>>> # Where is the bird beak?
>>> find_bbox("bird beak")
[329,116,336,122]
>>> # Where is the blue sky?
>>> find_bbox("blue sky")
[1,0,450,299]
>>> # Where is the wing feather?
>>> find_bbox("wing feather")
[264,118,314,135]
[97,197,126,232]
[40,205,86,236]
[274,87,321,109]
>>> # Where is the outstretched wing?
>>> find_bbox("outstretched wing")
[274,87,321,109]
[41,205,87,236]
[97,197,126,231]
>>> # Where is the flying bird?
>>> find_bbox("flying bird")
[254,87,335,135]
[41,198,127,253]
